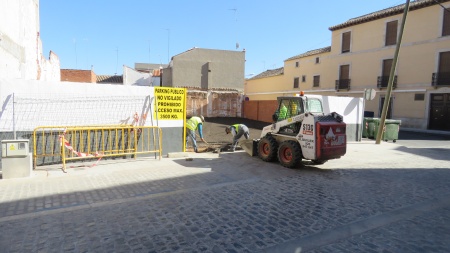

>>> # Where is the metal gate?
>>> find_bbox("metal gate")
[33,125,162,172]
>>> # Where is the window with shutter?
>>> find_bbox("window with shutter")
[341,32,351,53]
[340,65,350,80]
[433,51,450,87]
[293,77,299,88]
[313,75,320,87]
[443,8,450,36]
[439,51,450,73]
[385,20,398,46]
[383,59,393,77]
[378,59,395,88]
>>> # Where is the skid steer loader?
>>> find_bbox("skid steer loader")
[240,93,346,168]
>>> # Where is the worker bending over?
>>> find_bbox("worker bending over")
[186,115,205,153]
[225,124,250,152]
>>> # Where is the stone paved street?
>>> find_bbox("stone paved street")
[1,137,450,252]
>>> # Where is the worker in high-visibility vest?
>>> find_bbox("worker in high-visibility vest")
[277,103,288,121]
[186,115,205,153]
[225,124,250,152]
[290,100,299,117]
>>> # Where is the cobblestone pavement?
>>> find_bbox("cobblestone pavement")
[1,137,450,252]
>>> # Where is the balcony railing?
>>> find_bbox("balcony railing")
[335,79,351,91]
[377,75,397,89]
[432,72,450,87]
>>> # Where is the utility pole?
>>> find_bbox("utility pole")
[376,0,410,144]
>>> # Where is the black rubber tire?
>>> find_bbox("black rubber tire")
[312,159,327,165]
[258,135,278,162]
[277,140,302,168]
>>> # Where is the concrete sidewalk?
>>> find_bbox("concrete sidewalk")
[0,140,449,252]
[1,139,430,181]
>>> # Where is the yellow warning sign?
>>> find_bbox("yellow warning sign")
[9,144,15,150]
[154,87,185,120]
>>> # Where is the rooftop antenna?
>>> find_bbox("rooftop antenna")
[115,47,118,75]
[228,8,239,49]
[148,40,151,72]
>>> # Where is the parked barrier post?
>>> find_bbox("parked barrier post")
[61,133,66,172]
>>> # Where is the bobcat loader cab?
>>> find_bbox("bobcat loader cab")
[241,92,347,168]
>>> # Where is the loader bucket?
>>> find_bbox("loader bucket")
[239,139,259,156]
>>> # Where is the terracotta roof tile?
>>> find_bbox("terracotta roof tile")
[329,0,444,31]
[247,67,284,80]
[96,75,123,84]
[285,46,331,61]
[179,86,241,92]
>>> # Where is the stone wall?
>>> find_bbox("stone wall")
[186,89,243,118]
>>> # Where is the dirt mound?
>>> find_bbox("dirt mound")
[185,117,269,153]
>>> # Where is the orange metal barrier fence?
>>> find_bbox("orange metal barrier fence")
[33,125,162,172]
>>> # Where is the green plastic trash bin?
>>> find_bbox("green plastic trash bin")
[366,118,377,139]
[372,118,401,142]
[384,119,401,142]
[372,118,383,140]
[362,118,369,138]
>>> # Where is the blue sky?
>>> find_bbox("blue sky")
[40,0,406,77]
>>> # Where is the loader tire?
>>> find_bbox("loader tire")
[278,140,302,168]
[258,135,278,162]
[312,159,327,165]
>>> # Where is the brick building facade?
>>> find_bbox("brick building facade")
[61,69,96,83]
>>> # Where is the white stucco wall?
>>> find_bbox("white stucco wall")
[0,78,184,132]
[123,65,152,86]
[317,96,364,125]
[308,95,364,141]
[0,0,60,81]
